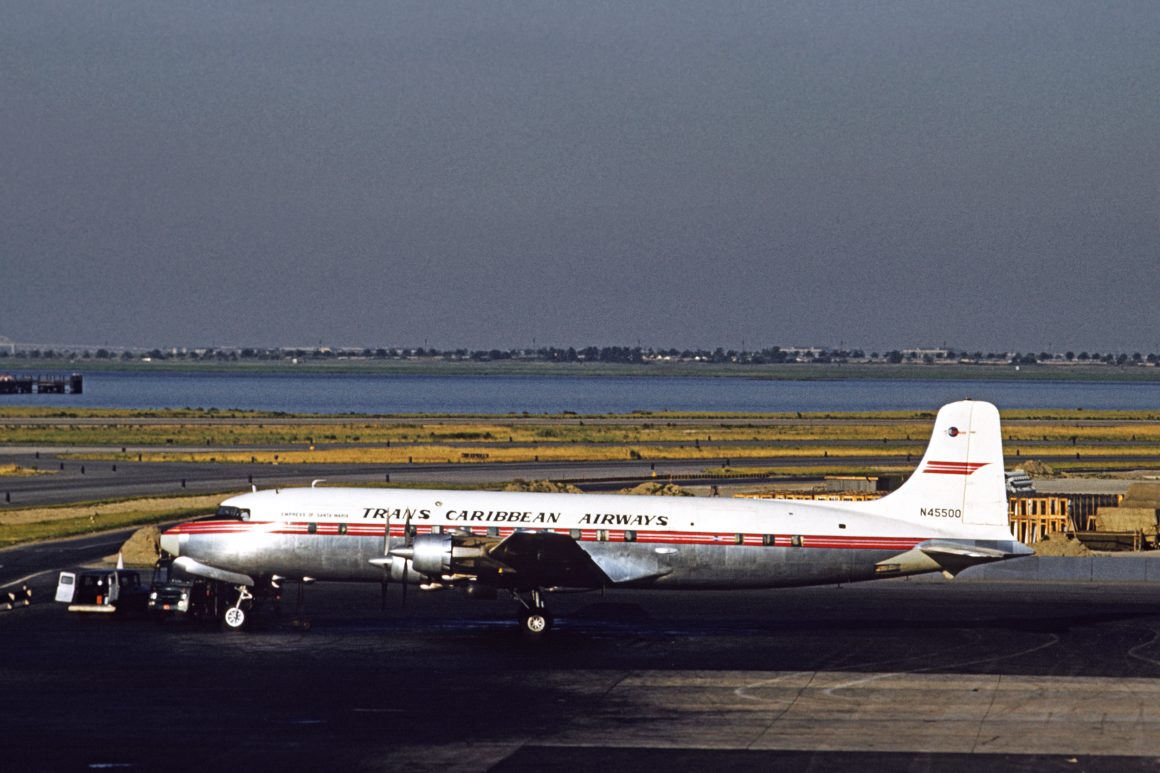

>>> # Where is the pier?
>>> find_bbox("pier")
[0,373,83,395]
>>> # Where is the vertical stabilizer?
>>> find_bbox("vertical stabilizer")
[868,400,1010,532]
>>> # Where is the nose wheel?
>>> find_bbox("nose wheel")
[222,585,253,631]
[515,588,553,636]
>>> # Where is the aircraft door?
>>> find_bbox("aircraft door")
[55,572,76,603]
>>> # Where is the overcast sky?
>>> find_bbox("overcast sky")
[2,1,1157,353]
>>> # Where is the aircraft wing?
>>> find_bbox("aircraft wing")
[486,531,612,588]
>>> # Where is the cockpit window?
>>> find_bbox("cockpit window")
[216,506,250,521]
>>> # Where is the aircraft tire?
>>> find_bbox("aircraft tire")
[520,608,552,636]
[222,605,247,631]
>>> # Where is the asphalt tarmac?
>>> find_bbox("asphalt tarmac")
[0,449,798,508]
[6,570,1160,772]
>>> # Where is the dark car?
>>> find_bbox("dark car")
[148,559,219,620]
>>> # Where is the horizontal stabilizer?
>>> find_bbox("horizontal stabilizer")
[877,540,1030,578]
[172,556,254,586]
[920,540,1015,560]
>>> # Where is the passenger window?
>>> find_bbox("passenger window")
[791,535,803,547]
[570,529,582,539]
[307,522,317,534]
[624,530,636,542]
[338,523,347,536]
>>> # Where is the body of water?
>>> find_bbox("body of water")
[1,371,1158,414]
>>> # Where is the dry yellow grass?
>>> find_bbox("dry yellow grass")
[69,438,1160,466]
[0,494,226,526]
[1004,425,1160,442]
[0,464,53,477]
[73,444,937,465]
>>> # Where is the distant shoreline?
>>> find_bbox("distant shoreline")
[5,359,1160,382]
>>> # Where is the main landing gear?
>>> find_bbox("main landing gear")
[515,588,552,636]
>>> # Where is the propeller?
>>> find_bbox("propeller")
[400,513,413,608]
[380,519,390,613]
[380,513,415,610]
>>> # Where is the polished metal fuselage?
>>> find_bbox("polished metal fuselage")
[165,487,1022,590]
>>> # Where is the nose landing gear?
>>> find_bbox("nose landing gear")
[222,585,253,630]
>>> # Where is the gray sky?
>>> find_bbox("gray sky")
[2,1,1158,353]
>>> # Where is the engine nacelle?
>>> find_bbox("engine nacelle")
[390,533,489,580]
[409,533,453,577]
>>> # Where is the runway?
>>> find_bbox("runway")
[0,448,796,508]
[5,575,1160,771]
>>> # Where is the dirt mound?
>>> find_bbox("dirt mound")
[1020,460,1055,477]
[619,482,692,496]
[107,525,161,565]
[501,479,582,494]
[1032,533,1092,556]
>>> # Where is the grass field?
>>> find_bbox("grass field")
[6,408,1160,444]
[0,494,227,548]
[0,464,53,477]
[3,404,1160,547]
[5,406,1160,474]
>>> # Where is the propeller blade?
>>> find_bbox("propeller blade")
[401,561,409,608]
[400,513,412,608]
[380,519,391,613]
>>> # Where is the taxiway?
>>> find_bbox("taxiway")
[4,575,1160,771]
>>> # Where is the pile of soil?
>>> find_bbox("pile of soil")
[107,525,162,565]
[1020,460,1055,477]
[1032,533,1092,556]
[502,479,582,494]
[618,482,692,496]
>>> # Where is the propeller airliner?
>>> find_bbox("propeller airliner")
[161,400,1031,634]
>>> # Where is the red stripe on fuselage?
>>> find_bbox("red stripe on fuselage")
[166,520,925,550]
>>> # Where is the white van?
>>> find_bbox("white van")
[55,569,146,615]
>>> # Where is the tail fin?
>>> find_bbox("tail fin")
[867,400,1010,533]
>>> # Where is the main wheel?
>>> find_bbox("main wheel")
[223,605,247,630]
[520,608,552,636]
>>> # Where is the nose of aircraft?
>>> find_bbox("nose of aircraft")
[160,530,180,557]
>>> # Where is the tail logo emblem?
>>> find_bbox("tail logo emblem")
[924,461,988,475]
[946,426,960,437]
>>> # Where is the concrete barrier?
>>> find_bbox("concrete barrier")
[948,554,1160,583]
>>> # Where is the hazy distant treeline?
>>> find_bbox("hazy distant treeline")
[2,345,1158,367]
